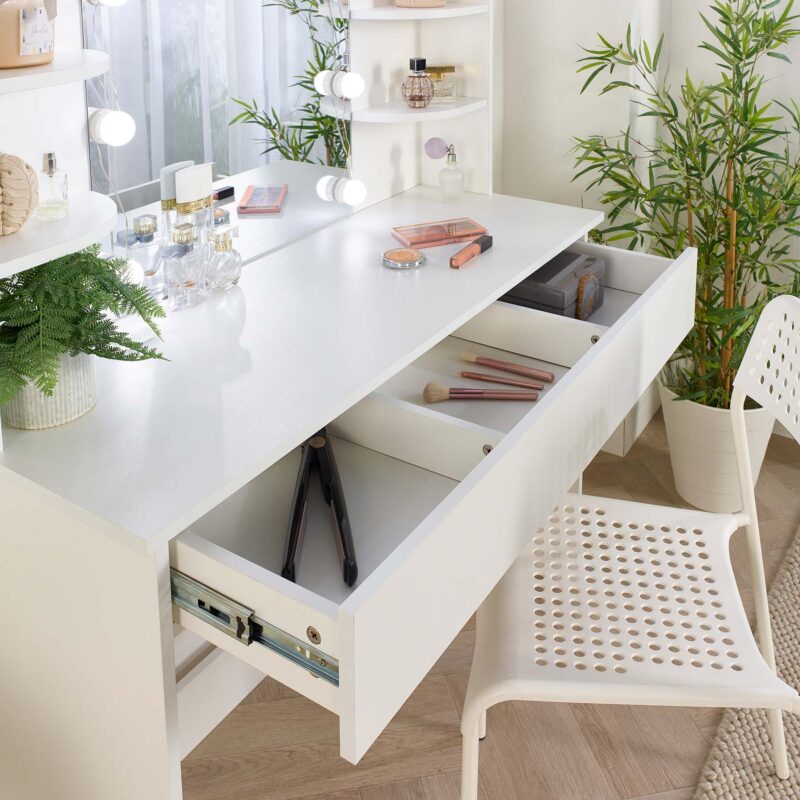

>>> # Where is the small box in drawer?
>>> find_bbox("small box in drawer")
[501,250,606,320]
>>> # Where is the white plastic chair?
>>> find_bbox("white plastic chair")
[461,295,800,799]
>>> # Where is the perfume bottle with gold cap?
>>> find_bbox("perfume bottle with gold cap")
[165,222,204,312]
[207,226,242,292]
[159,160,194,245]
[131,213,165,299]
[175,163,214,258]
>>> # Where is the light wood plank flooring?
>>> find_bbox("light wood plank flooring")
[183,413,800,800]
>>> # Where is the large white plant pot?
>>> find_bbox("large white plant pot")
[659,382,774,513]
[2,353,96,430]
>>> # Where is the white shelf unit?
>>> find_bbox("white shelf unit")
[0,192,117,279]
[345,2,488,20]
[0,49,109,95]
[321,95,487,123]
[349,0,501,206]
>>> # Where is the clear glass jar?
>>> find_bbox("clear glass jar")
[402,57,434,110]
[165,222,205,312]
[0,0,55,70]
[206,227,242,292]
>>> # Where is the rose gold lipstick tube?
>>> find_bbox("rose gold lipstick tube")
[471,355,555,383]
[460,370,544,390]
[450,234,493,269]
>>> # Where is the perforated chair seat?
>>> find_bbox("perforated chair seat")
[464,494,797,715]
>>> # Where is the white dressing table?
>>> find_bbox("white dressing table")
[0,186,696,799]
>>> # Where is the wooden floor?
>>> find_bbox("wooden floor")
[182,413,800,800]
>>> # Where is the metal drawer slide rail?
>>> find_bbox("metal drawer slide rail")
[170,568,339,686]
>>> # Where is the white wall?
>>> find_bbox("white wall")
[0,0,90,193]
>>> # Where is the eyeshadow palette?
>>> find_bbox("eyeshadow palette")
[391,217,487,249]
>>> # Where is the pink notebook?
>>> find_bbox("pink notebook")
[237,184,288,214]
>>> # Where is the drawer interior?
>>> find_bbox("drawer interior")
[186,437,457,605]
[179,242,673,610]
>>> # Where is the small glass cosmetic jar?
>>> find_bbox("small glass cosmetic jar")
[382,248,427,270]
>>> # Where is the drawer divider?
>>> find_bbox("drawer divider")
[170,568,340,686]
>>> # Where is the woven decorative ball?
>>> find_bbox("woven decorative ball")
[394,0,447,7]
[0,153,39,237]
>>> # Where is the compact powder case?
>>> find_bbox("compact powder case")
[382,248,427,270]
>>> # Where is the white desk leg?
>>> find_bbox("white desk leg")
[0,475,182,800]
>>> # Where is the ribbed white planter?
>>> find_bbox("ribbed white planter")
[2,353,96,430]
[659,382,774,513]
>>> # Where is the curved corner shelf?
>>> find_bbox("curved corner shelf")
[345,2,488,20]
[0,192,117,279]
[0,49,109,95]
[321,96,487,123]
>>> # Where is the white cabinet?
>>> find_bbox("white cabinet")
[170,243,696,762]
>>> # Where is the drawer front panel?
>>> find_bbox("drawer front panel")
[336,248,697,762]
[171,532,340,714]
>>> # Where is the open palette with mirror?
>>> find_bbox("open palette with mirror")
[83,0,354,266]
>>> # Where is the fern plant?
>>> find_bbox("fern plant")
[0,245,165,404]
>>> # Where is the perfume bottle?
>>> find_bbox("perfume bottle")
[165,222,204,312]
[402,58,434,109]
[207,227,242,293]
[439,145,465,201]
[159,160,194,244]
[176,164,213,245]
[427,65,457,104]
[131,214,165,299]
[35,152,68,221]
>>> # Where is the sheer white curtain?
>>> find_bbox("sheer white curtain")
[85,0,313,195]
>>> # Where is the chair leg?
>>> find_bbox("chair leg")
[769,708,790,779]
[461,722,481,800]
[479,709,487,740]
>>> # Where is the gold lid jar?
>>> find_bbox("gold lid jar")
[172,222,197,245]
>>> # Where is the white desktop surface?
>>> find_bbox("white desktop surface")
[0,186,601,551]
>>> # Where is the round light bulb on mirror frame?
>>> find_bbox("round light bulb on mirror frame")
[88,108,136,147]
[316,175,367,207]
[313,69,366,100]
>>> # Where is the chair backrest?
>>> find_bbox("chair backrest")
[734,294,800,445]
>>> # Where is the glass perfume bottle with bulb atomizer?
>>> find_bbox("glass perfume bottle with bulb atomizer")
[35,152,68,221]
[207,226,242,293]
[424,137,465,201]
[165,222,205,312]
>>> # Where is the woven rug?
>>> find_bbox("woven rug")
[694,524,800,799]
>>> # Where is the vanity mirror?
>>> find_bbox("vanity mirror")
[82,0,355,266]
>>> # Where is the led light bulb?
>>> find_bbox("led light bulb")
[316,176,367,206]
[313,69,366,100]
[88,108,136,147]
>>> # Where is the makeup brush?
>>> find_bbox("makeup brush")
[461,352,555,383]
[423,382,538,404]
[460,370,544,391]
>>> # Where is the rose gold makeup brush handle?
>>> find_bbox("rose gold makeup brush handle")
[473,356,555,383]
[461,370,544,390]
[450,389,538,401]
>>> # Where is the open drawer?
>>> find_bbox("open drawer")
[170,243,696,763]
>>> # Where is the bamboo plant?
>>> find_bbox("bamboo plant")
[574,0,800,408]
[230,0,350,168]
